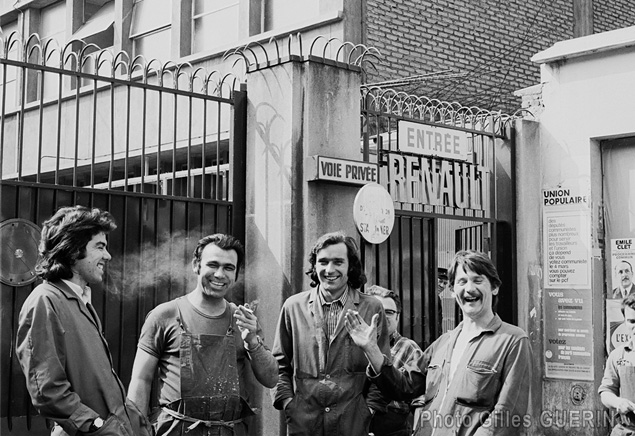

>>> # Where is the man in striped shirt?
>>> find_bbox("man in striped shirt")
[365,285,423,436]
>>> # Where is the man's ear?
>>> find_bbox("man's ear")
[492,287,499,296]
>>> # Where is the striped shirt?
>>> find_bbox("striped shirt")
[319,286,349,340]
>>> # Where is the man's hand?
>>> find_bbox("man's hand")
[344,309,379,351]
[615,397,635,415]
[234,305,259,346]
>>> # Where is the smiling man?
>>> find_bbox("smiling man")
[127,234,278,436]
[272,231,390,436]
[345,250,532,435]
[16,206,151,436]
[612,260,635,299]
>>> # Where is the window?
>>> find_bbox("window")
[0,20,18,110]
[40,1,66,100]
[264,0,319,31]
[192,0,239,53]
[130,0,171,63]
[72,0,114,50]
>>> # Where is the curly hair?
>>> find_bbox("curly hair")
[36,206,117,282]
[305,231,367,289]
[621,293,635,316]
[448,250,502,312]
[192,233,245,275]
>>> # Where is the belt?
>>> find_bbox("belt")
[161,407,243,432]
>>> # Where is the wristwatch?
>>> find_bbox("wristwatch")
[88,417,104,432]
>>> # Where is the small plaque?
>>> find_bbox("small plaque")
[353,183,395,244]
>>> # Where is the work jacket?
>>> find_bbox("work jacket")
[16,281,147,436]
[272,287,390,436]
[372,315,532,436]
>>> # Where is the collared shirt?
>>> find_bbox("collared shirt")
[369,314,532,436]
[61,279,91,304]
[318,286,349,340]
[390,331,423,373]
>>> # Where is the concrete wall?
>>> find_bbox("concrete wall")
[243,58,363,435]
[515,25,635,435]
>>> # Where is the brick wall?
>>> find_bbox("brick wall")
[364,0,635,113]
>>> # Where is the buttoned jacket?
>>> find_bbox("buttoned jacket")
[272,287,390,436]
[16,280,144,436]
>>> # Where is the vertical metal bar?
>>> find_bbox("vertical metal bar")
[124,85,131,190]
[157,91,163,194]
[172,93,177,196]
[73,74,81,187]
[201,98,207,198]
[109,82,115,188]
[215,101,221,200]
[55,73,62,183]
[141,87,147,191]
[231,88,247,239]
[0,62,8,180]
[37,69,45,182]
[186,95,192,198]
[16,64,26,181]
[90,76,98,187]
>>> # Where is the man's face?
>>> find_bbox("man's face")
[617,262,633,289]
[624,306,635,339]
[315,242,349,298]
[375,295,399,335]
[452,264,497,321]
[73,232,111,285]
[195,243,238,299]
[437,277,448,294]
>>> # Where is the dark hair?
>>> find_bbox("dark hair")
[306,231,366,289]
[621,293,635,315]
[616,260,633,273]
[192,233,245,275]
[36,206,117,282]
[448,250,502,311]
[365,284,402,313]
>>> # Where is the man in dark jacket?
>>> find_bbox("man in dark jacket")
[272,231,390,436]
[16,206,150,436]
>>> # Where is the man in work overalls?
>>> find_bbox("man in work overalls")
[600,293,635,435]
[128,233,278,436]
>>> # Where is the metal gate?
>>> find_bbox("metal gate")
[0,33,246,432]
[360,86,516,349]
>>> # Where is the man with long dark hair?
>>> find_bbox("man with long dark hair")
[272,231,390,436]
[16,205,150,436]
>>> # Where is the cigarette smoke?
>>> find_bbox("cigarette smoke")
[103,231,197,301]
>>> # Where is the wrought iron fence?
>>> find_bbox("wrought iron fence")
[0,32,242,201]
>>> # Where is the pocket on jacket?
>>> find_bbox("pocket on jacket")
[421,363,443,403]
[459,360,500,407]
[126,398,154,436]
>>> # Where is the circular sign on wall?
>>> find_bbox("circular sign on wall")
[0,219,41,286]
[353,183,395,244]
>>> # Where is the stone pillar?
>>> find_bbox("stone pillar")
[243,58,362,435]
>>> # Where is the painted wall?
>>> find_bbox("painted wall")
[516,25,635,435]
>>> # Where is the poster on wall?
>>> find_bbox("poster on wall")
[542,193,591,290]
[542,187,593,380]
[606,238,635,353]
[544,289,593,380]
